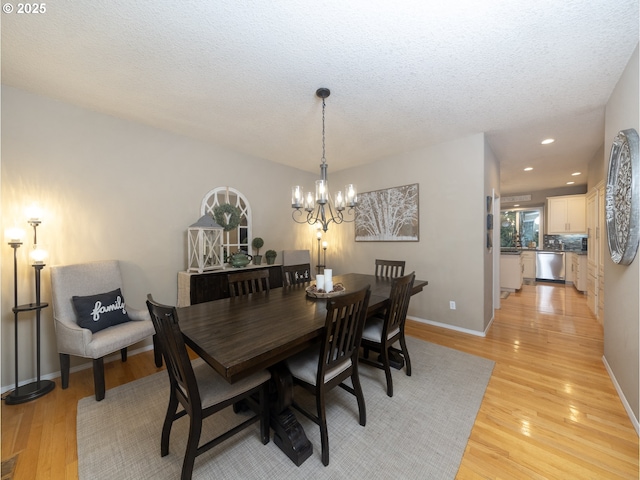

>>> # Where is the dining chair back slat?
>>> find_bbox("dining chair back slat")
[282,263,312,286]
[228,269,270,297]
[374,259,406,278]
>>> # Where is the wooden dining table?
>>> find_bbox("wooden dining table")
[177,272,428,465]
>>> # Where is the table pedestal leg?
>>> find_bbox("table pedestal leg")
[384,347,405,370]
[269,363,313,466]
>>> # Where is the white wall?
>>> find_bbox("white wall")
[1,86,316,386]
[603,43,639,423]
[328,133,494,334]
[587,144,606,189]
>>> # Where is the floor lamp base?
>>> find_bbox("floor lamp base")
[5,379,55,405]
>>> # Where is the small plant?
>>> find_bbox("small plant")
[252,237,264,265]
[265,249,277,265]
[251,237,264,256]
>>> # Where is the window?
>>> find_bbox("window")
[201,187,252,260]
[500,208,542,248]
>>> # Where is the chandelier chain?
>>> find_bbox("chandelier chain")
[321,97,326,164]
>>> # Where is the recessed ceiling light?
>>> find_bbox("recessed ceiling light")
[571,172,581,176]
[524,167,533,171]
[513,204,520,207]
[566,181,575,185]
[541,138,555,145]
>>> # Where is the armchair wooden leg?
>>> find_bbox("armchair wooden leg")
[121,347,128,362]
[153,334,163,367]
[93,357,106,401]
[59,353,70,389]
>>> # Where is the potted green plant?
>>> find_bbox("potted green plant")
[265,249,277,265]
[252,237,264,265]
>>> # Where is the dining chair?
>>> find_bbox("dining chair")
[286,286,371,466]
[282,249,311,266]
[360,272,415,397]
[146,295,271,480]
[227,269,270,297]
[50,260,162,401]
[374,259,406,278]
[282,263,312,286]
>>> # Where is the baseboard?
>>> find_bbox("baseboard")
[602,354,640,436]
[0,344,156,395]
[408,316,488,337]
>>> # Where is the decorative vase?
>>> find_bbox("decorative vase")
[253,255,262,265]
[227,252,253,268]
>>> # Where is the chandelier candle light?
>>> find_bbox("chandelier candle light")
[291,88,358,232]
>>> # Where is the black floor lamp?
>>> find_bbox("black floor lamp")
[4,215,55,405]
[322,241,327,267]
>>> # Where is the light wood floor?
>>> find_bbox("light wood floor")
[406,283,639,479]
[2,283,638,479]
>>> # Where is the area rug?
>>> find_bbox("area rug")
[1,455,18,480]
[77,337,494,480]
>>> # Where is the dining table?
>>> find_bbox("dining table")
[177,272,428,465]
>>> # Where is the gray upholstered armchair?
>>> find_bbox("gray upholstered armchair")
[50,260,161,401]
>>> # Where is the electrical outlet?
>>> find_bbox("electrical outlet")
[449,301,456,310]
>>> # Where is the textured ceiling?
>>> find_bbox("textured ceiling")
[2,0,638,198]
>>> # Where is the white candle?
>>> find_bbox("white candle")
[316,274,325,291]
[325,279,334,292]
[324,269,332,282]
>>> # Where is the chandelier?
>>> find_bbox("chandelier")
[291,88,357,232]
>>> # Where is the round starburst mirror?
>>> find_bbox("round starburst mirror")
[605,128,639,265]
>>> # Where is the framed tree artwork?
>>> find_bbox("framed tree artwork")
[355,183,419,241]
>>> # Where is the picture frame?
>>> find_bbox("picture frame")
[486,193,494,251]
[355,183,419,242]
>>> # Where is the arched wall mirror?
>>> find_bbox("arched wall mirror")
[201,187,253,260]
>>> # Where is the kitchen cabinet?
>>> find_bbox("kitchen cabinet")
[586,184,605,321]
[565,252,574,284]
[521,251,536,279]
[598,185,605,321]
[547,195,586,234]
[571,254,587,293]
[500,253,523,292]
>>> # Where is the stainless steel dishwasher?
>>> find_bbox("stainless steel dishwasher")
[536,251,565,282]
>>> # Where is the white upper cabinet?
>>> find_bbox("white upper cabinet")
[546,195,586,234]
